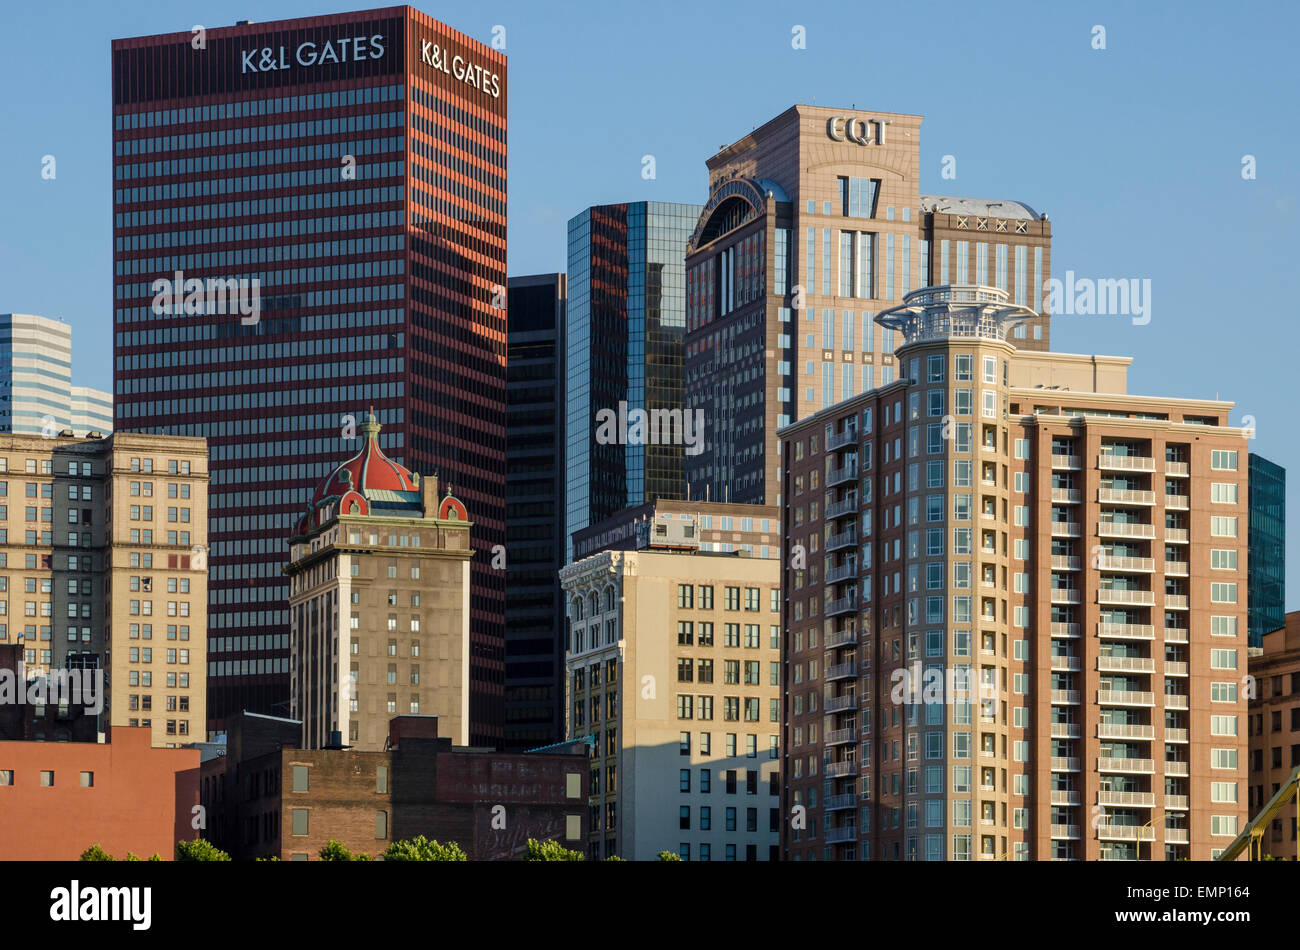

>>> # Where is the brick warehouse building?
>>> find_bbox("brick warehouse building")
[111,6,507,742]
[0,728,200,860]
[200,712,588,860]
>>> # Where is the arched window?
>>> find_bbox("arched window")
[604,586,616,612]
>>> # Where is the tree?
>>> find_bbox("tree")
[175,839,231,861]
[380,835,467,861]
[657,851,682,862]
[319,839,371,861]
[80,844,114,861]
[604,855,626,862]
[522,838,585,861]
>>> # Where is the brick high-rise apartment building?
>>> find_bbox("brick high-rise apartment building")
[1247,611,1300,857]
[0,431,208,747]
[111,6,507,741]
[684,105,1052,507]
[779,286,1248,861]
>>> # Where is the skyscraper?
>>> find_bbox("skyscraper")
[683,105,1052,507]
[780,285,1248,861]
[110,7,507,741]
[0,314,112,436]
[505,273,567,749]
[565,201,702,561]
[1248,453,1285,647]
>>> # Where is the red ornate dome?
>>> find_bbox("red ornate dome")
[293,411,432,537]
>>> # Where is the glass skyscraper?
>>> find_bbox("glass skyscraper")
[111,8,507,741]
[564,201,701,561]
[1248,452,1285,646]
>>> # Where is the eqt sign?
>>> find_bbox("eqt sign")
[827,116,892,146]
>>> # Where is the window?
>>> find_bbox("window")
[292,765,309,792]
[40,770,54,787]
[80,771,94,787]
[1210,450,1238,471]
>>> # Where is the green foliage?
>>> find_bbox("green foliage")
[604,855,626,861]
[522,838,585,861]
[380,835,467,862]
[124,852,141,861]
[657,851,682,862]
[175,838,231,862]
[319,839,371,861]
[79,844,114,862]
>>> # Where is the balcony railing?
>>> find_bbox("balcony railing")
[1050,722,1082,739]
[1163,694,1189,710]
[1050,622,1081,638]
[1050,689,1080,705]
[1165,794,1190,810]
[824,793,857,811]
[1051,656,1082,672]
[1164,494,1189,510]
[1051,454,1081,470]
[1098,488,1156,505]
[1098,521,1156,539]
[825,562,858,584]
[1165,728,1189,743]
[827,464,859,487]
[1051,789,1082,806]
[826,627,858,649]
[825,760,858,778]
[1097,588,1155,606]
[1165,460,1190,476]
[1097,756,1155,774]
[826,529,857,551]
[825,496,859,519]
[825,595,858,617]
[1097,824,1156,841]
[1164,594,1189,610]
[1097,791,1155,807]
[1164,661,1189,677]
[1098,454,1155,472]
[1164,828,1189,844]
[1165,528,1189,543]
[825,824,858,843]
[1050,756,1081,772]
[1052,488,1082,504]
[826,428,858,451]
[1163,627,1189,643]
[1050,588,1082,605]
[1097,723,1155,740]
[1097,555,1155,573]
[1097,656,1155,673]
[1098,689,1155,706]
[1096,623,1155,640]
[1163,560,1189,576]
[1051,522,1082,537]
[1051,555,1082,571]
[826,727,856,746]
[1163,760,1190,776]
[826,661,858,681]
[824,694,857,713]
[1050,824,1081,839]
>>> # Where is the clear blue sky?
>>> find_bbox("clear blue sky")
[0,0,1296,607]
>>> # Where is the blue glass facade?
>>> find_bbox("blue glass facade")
[1248,452,1285,646]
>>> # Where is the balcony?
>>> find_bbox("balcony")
[1098,521,1156,539]
[1164,494,1189,510]
[1164,594,1189,610]
[825,562,858,584]
[1097,723,1155,740]
[1098,454,1155,472]
[1050,588,1081,605]
[1163,694,1189,710]
[1098,689,1155,707]
[826,661,858,681]
[1050,824,1081,840]
[1051,789,1082,806]
[1050,756,1081,772]
[1097,757,1155,774]
[1164,828,1189,845]
[1097,555,1155,573]
[1098,488,1156,505]
[1165,727,1189,743]
[826,428,858,451]
[1163,760,1190,776]
[825,824,858,843]
[826,727,856,746]
[824,693,857,713]
[824,793,857,811]
[1096,623,1155,640]
[1052,488,1082,504]
[1050,622,1081,638]
[1051,522,1082,538]
[1163,560,1189,576]
[1164,661,1189,677]
[1163,627,1189,643]
[1097,588,1155,606]
[1097,791,1155,807]
[1097,824,1156,842]
[825,496,858,519]
[827,463,858,487]
[825,529,857,551]
[825,760,858,778]
[1051,655,1082,673]
[1051,454,1081,470]
[826,595,858,617]
[1050,722,1082,739]
[1165,794,1190,810]
[1097,656,1155,674]
[1165,528,1189,543]
[826,627,858,649]
[1165,460,1190,476]
[1050,689,1081,705]
[1051,555,1082,571]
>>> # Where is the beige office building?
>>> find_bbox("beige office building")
[285,414,472,752]
[0,430,208,746]
[684,104,1052,508]
[561,521,782,860]
[780,286,1248,861]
